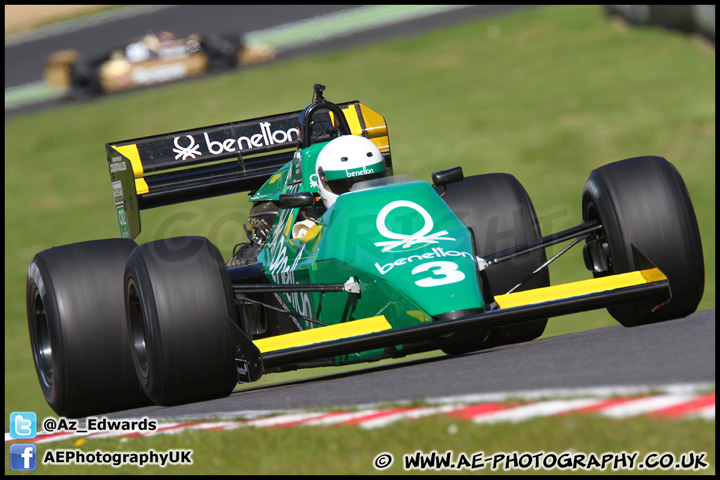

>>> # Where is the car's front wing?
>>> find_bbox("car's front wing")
[230,268,670,383]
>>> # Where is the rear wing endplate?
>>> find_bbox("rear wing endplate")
[107,101,390,239]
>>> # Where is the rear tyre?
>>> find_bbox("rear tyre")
[26,239,149,418]
[124,237,238,406]
[437,173,550,353]
[582,156,704,326]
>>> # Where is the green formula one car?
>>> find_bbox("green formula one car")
[26,84,704,418]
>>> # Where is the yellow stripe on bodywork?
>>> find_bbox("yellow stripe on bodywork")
[134,178,149,195]
[300,224,322,242]
[333,104,390,153]
[358,103,388,139]
[112,144,143,175]
[254,315,392,353]
[112,144,149,194]
[341,105,363,136]
[494,268,667,309]
[357,104,389,154]
[329,109,364,137]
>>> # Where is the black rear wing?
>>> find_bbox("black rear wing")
[107,101,391,239]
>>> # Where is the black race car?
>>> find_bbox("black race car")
[45,31,276,98]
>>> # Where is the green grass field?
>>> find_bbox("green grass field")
[5,5,714,475]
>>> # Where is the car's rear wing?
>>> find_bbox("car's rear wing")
[107,101,391,239]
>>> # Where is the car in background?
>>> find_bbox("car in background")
[44,31,276,98]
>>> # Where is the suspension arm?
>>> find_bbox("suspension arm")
[233,277,360,295]
[484,219,602,265]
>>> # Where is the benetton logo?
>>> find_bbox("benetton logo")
[374,200,455,253]
[171,123,300,160]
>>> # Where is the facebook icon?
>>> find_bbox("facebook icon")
[10,444,37,471]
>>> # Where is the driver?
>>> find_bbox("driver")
[292,134,387,239]
[315,134,388,209]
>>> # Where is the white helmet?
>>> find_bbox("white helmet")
[315,135,387,208]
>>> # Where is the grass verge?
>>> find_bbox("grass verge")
[4,414,715,474]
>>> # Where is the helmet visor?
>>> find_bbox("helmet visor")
[322,161,387,195]
[327,171,387,195]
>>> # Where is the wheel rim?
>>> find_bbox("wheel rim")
[583,202,613,274]
[30,288,54,389]
[126,280,149,379]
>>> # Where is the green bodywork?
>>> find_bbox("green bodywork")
[253,141,485,364]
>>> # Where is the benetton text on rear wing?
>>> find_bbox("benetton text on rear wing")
[107,101,390,239]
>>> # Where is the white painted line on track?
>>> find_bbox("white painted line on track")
[695,404,716,420]
[303,409,384,426]
[358,405,460,429]
[423,381,716,405]
[470,398,606,424]
[242,411,328,428]
[598,394,699,419]
[245,5,471,50]
[4,5,175,47]
[5,384,713,444]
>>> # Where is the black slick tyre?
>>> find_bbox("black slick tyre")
[124,236,238,406]
[437,173,550,353]
[26,239,149,418]
[582,156,704,326]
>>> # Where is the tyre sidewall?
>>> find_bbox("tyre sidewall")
[582,157,704,325]
[26,239,148,417]
[439,173,550,350]
[125,237,238,406]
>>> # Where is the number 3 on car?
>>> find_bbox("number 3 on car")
[412,261,465,287]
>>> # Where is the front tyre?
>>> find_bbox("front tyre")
[124,237,238,406]
[582,156,704,326]
[26,239,149,418]
[438,173,550,353]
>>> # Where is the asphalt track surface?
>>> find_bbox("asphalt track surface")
[5,5,537,117]
[104,310,714,421]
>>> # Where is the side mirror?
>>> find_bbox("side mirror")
[432,166,464,187]
[279,192,315,209]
